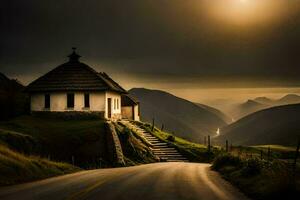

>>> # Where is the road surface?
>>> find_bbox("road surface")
[0,162,249,200]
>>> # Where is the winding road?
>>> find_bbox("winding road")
[0,163,249,200]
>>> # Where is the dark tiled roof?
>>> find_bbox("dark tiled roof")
[26,51,127,93]
[121,94,139,106]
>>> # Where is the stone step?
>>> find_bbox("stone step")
[153,151,179,154]
[154,152,182,155]
[152,148,178,153]
[166,160,189,162]
[146,138,160,140]
[143,133,153,136]
[152,148,176,151]
[158,156,186,159]
[146,141,159,144]
[152,145,169,148]
[146,138,160,141]
[122,122,189,162]
[151,142,167,145]
[144,136,157,139]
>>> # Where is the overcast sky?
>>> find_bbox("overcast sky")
[1,0,300,102]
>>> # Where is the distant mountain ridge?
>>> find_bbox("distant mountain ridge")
[217,104,300,146]
[129,88,228,142]
[232,94,300,120]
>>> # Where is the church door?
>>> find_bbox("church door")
[107,98,112,118]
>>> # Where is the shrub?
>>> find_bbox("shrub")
[241,158,262,176]
[167,135,175,142]
[212,154,242,171]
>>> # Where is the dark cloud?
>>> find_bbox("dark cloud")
[1,0,300,87]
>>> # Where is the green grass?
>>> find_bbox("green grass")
[134,121,220,162]
[212,153,300,200]
[251,145,296,152]
[0,115,108,168]
[0,129,40,154]
[114,122,157,165]
[230,145,298,160]
[0,144,80,186]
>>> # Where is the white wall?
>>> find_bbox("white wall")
[30,92,105,112]
[121,105,140,121]
[105,91,121,119]
[121,106,133,119]
[133,104,140,121]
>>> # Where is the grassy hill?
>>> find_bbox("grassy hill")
[217,104,300,146]
[0,115,109,168]
[0,144,79,186]
[129,88,228,142]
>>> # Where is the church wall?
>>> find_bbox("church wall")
[105,91,122,120]
[30,91,106,112]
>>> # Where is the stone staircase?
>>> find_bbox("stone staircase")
[121,120,188,162]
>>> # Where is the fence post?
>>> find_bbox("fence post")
[161,124,164,131]
[293,139,300,178]
[208,135,211,153]
[267,147,271,162]
[151,118,155,131]
[226,140,228,152]
[72,156,75,166]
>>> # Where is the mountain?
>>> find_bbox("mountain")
[277,94,300,105]
[232,100,271,119]
[254,94,300,106]
[129,88,228,142]
[254,97,273,105]
[231,94,300,120]
[217,104,300,146]
[0,72,29,120]
[195,103,232,124]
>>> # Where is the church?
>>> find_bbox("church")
[26,48,140,121]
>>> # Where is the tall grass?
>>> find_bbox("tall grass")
[0,144,79,186]
[212,153,299,199]
[0,115,107,168]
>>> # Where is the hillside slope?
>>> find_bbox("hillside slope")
[0,144,79,186]
[232,100,270,119]
[0,116,109,168]
[217,104,300,146]
[129,88,227,142]
[195,103,232,124]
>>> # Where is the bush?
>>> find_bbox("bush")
[241,158,262,176]
[167,135,175,142]
[212,154,242,170]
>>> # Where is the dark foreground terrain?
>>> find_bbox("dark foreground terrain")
[0,162,248,200]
